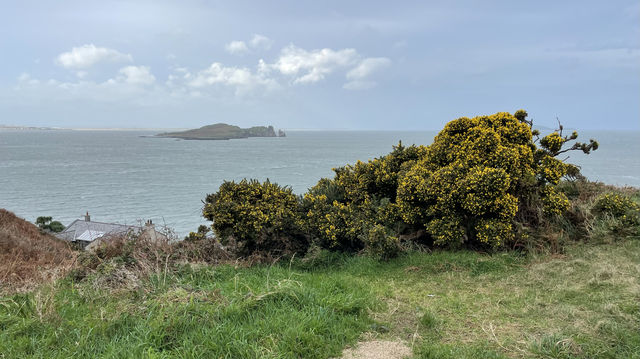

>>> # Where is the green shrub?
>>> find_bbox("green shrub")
[303,142,426,251]
[546,183,640,245]
[184,225,210,241]
[203,179,308,257]
[591,193,640,232]
[592,193,640,218]
[35,216,65,233]
[362,224,401,260]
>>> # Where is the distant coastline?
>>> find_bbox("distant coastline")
[0,125,191,132]
[0,125,61,131]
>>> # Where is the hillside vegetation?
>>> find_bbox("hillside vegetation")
[157,123,278,140]
[0,209,75,293]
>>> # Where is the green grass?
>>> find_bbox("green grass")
[365,241,640,359]
[0,264,375,358]
[1,240,639,358]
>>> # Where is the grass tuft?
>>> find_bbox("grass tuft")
[419,310,438,330]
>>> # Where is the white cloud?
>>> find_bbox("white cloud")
[225,34,273,55]
[250,34,273,50]
[56,44,132,69]
[225,41,249,55]
[189,63,251,87]
[272,45,359,84]
[257,59,270,74]
[23,43,390,104]
[344,57,391,90]
[346,57,392,80]
[117,66,156,85]
[188,62,278,95]
[12,75,166,108]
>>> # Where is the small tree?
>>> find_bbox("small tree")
[36,216,65,233]
[184,225,211,241]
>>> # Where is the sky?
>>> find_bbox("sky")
[0,0,638,130]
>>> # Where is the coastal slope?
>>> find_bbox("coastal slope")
[0,209,75,293]
[157,123,282,140]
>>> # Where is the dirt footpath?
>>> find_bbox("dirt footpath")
[341,340,412,359]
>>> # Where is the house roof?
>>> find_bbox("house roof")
[56,219,140,242]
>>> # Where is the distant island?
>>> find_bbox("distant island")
[156,123,286,140]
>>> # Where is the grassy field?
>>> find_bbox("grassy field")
[1,239,638,358]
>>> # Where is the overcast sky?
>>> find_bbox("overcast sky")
[1,1,638,130]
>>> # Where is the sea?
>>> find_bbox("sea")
[1,129,639,237]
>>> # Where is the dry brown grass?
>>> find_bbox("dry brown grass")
[0,209,76,294]
[72,232,232,293]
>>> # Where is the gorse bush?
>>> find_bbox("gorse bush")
[592,193,640,218]
[542,182,640,245]
[397,112,534,246]
[303,142,426,251]
[592,192,640,231]
[201,110,603,257]
[202,179,308,257]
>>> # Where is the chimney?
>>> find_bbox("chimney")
[144,219,158,243]
[84,211,91,222]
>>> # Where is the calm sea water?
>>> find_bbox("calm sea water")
[1,129,639,236]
